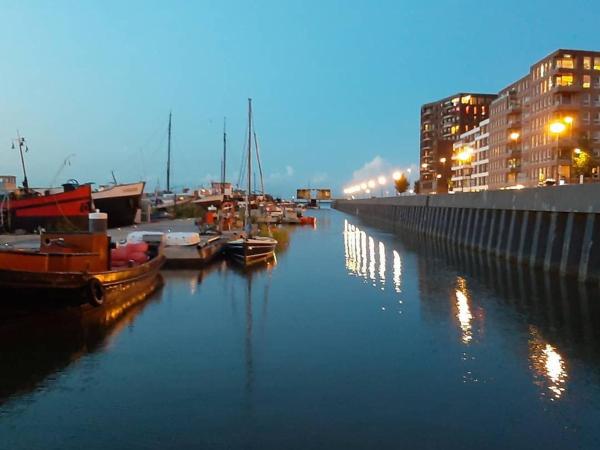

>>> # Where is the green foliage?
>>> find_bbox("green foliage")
[258,224,290,253]
[172,203,207,219]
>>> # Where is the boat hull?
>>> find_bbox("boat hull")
[6,185,92,232]
[92,182,145,228]
[224,238,276,266]
[0,254,165,309]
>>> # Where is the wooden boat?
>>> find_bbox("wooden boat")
[92,181,145,228]
[223,99,277,266]
[4,183,92,232]
[0,230,165,308]
[225,236,277,266]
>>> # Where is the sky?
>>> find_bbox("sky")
[1,0,600,197]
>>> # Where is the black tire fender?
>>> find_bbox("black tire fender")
[87,278,105,307]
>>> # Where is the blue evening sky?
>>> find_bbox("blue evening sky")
[1,0,599,197]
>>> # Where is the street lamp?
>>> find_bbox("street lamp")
[456,147,473,192]
[550,120,568,182]
[378,176,386,197]
[392,171,401,181]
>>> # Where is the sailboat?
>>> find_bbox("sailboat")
[224,99,277,266]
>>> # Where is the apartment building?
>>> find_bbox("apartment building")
[420,93,497,194]
[451,119,490,192]
[488,49,600,188]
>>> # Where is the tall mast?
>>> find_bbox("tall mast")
[253,131,265,196]
[167,111,172,193]
[246,99,252,230]
[222,117,227,194]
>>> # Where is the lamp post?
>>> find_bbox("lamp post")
[550,120,567,183]
[378,176,386,197]
[457,147,473,192]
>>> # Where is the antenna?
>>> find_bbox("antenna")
[11,132,29,190]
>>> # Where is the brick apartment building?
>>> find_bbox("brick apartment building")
[420,93,497,194]
[489,49,600,188]
[451,119,490,192]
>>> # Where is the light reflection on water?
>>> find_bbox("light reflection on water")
[529,326,568,400]
[343,216,589,404]
[343,219,403,297]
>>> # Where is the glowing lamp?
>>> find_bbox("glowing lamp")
[378,176,386,185]
[392,171,401,181]
[550,122,566,134]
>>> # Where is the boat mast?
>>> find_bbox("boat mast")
[253,131,265,196]
[12,132,29,191]
[246,99,252,231]
[167,111,172,193]
[222,117,227,194]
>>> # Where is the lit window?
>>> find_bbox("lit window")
[584,75,591,88]
[555,74,574,86]
[595,57,600,70]
[461,95,471,105]
[584,57,592,70]
[556,55,574,69]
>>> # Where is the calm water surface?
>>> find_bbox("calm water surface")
[1,209,600,449]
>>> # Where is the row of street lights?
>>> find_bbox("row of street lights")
[343,169,412,196]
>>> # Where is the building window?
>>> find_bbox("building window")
[555,74,574,86]
[584,56,592,70]
[584,75,591,88]
[595,57,600,70]
[556,55,575,69]
[583,93,591,105]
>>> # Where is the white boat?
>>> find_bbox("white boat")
[92,182,145,228]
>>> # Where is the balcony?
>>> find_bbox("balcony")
[507,119,521,129]
[508,147,522,158]
[508,164,522,173]
[552,83,580,93]
[507,101,521,113]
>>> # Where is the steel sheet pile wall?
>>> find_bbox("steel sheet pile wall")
[333,185,600,282]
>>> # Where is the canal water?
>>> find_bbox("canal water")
[1,208,600,449]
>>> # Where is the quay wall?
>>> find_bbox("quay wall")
[333,184,600,283]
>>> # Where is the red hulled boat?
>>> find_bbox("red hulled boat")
[4,184,92,232]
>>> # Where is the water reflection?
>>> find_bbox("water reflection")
[455,277,473,344]
[351,213,600,402]
[343,220,404,296]
[529,326,568,400]
[225,260,275,399]
[410,235,599,401]
[0,278,163,404]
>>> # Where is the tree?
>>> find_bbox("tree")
[394,174,409,194]
[573,133,599,178]
[413,180,420,194]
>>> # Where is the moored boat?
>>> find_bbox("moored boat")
[0,228,165,309]
[223,99,277,266]
[92,181,145,228]
[5,183,92,232]
[225,236,277,266]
